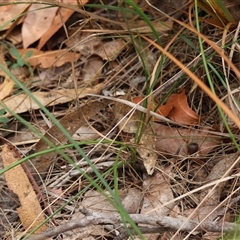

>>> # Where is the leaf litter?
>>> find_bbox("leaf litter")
[0,1,240,239]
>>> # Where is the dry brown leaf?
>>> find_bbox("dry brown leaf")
[0,76,15,100]
[164,89,199,124]
[73,125,99,141]
[140,169,175,240]
[1,82,105,116]
[141,169,175,216]
[95,39,127,61]
[114,99,157,174]
[0,48,15,100]
[0,4,29,31]
[157,103,173,118]
[82,188,142,213]
[122,188,142,214]
[7,124,39,144]
[154,123,221,156]
[82,56,103,84]
[66,35,127,61]
[38,8,75,49]
[37,0,89,49]
[180,204,232,237]
[2,145,46,233]
[65,190,119,239]
[22,4,58,48]
[14,48,80,68]
[26,100,109,175]
[182,206,222,223]
[199,153,238,204]
[114,98,140,133]
[65,30,102,56]
[82,190,119,212]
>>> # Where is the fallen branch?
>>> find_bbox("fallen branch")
[27,208,239,240]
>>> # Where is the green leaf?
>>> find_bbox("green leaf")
[0,109,9,125]
[11,63,19,69]
[0,109,6,115]
[17,58,25,67]
[0,117,9,123]
[10,48,21,59]
[25,50,33,59]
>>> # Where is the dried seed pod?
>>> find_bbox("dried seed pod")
[187,142,199,155]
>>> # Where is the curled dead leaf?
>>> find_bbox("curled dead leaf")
[132,90,199,124]
[165,89,199,124]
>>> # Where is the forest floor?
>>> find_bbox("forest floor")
[0,1,240,240]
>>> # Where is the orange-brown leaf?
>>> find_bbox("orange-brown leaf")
[156,104,172,118]
[131,90,199,124]
[38,8,74,49]
[164,89,199,124]
[22,4,58,48]
[0,4,29,31]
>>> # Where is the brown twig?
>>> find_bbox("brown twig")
[27,208,239,240]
